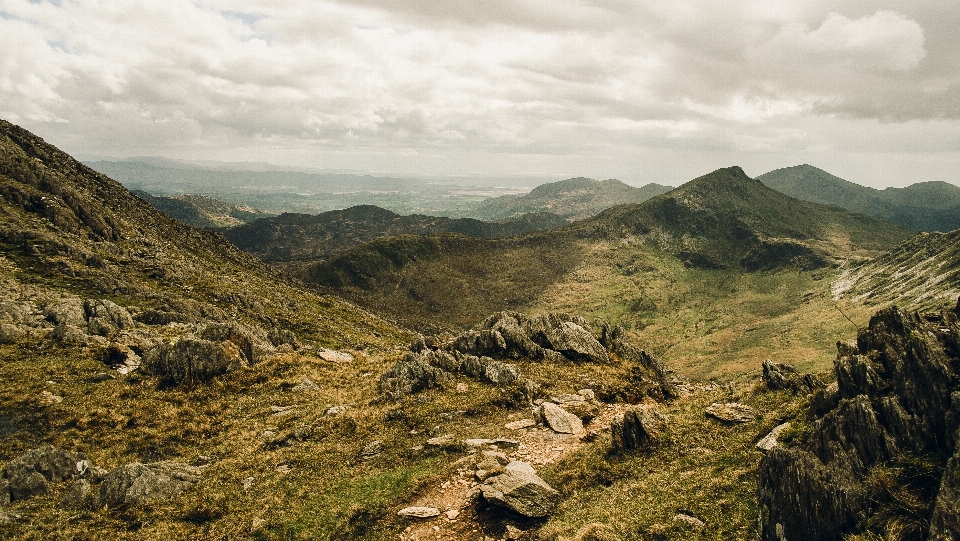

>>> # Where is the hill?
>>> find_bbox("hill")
[758,164,960,232]
[304,166,913,376]
[132,190,272,228]
[469,177,672,222]
[222,205,567,262]
[833,228,960,311]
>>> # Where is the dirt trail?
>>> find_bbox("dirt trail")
[395,403,632,541]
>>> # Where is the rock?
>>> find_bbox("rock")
[425,434,455,447]
[475,450,510,481]
[52,323,88,344]
[268,328,301,350]
[505,524,524,540]
[38,390,62,405]
[560,400,601,423]
[142,337,247,383]
[480,461,560,518]
[505,419,537,430]
[460,355,521,386]
[756,422,791,452]
[762,359,825,394]
[325,405,346,416]
[705,402,755,423]
[445,509,460,520]
[378,353,452,397]
[361,440,383,458]
[758,304,960,541]
[242,477,255,490]
[611,407,665,452]
[398,506,441,518]
[59,479,96,510]
[542,321,610,363]
[0,323,26,344]
[541,402,584,435]
[317,348,354,363]
[2,445,87,502]
[102,343,141,374]
[464,438,495,449]
[84,299,135,336]
[200,322,275,364]
[98,461,201,507]
[44,298,86,327]
[292,378,320,393]
[674,513,706,529]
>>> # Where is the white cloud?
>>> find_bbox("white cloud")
[0,0,957,187]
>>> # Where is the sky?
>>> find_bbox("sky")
[1,0,959,188]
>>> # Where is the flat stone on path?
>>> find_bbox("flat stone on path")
[398,506,441,518]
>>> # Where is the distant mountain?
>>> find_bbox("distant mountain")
[223,205,567,262]
[306,166,913,330]
[132,191,272,228]
[833,229,960,311]
[758,164,960,232]
[469,177,672,222]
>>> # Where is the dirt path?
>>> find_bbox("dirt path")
[394,403,633,541]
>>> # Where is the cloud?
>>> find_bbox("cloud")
[0,0,958,187]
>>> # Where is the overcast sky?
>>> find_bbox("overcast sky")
[2,0,958,188]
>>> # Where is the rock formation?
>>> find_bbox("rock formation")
[758,301,960,541]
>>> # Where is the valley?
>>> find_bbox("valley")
[1,119,959,541]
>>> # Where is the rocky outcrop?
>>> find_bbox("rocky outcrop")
[479,461,560,518]
[199,322,275,364]
[611,407,666,452]
[705,403,755,423]
[759,302,960,541]
[97,461,200,508]
[762,359,824,394]
[378,353,453,397]
[84,299,135,336]
[142,337,247,383]
[382,311,674,400]
[1,445,86,503]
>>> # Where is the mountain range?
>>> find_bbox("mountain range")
[758,164,960,232]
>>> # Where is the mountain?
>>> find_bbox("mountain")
[832,228,960,310]
[304,166,912,333]
[132,190,272,228]
[222,205,567,262]
[758,164,960,232]
[469,177,672,222]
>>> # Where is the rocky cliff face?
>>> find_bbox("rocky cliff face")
[758,299,960,541]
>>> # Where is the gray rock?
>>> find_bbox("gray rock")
[479,461,560,518]
[674,513,705,529]
[44,298,86,327]
[378,353,452,397]
[541,402,584,435]
[460,355,520,386]
[292,378,320,393]
[98,461,201,508]
[200,322,275,364]
[142,337,247,383]
[52,323,88,344]
[705,402,755,423]
[756,423,791,452]
[361,440,384,458]
[763,359,825,394]
[59,479,96,510]
[398,506,441,518]
[2,445,87,502]
[84,299,135,336]
[611,408,665,452]
[0,323,26,344]
[542,321,610,363]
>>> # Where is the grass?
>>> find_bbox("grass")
[536,384,811,541]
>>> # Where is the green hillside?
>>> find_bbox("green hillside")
[758,164,960,232]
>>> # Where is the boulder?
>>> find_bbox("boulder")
[763,359,825,394]
[378,353,452,397]
[460,355,520,386]
[611,408,665,452]
[98,461,201,508]
[0,323,26,344]
[141,338,247,383]
[542,321,610,363]
[52,323,88,344]
[756,422,791,452]
[44,298,86,327]
[1,445,87,502]
[479,461,560,517]
[541,402,584,435]
[200,322,275,364]
[705,403,755,423]
[84,299,135,336]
